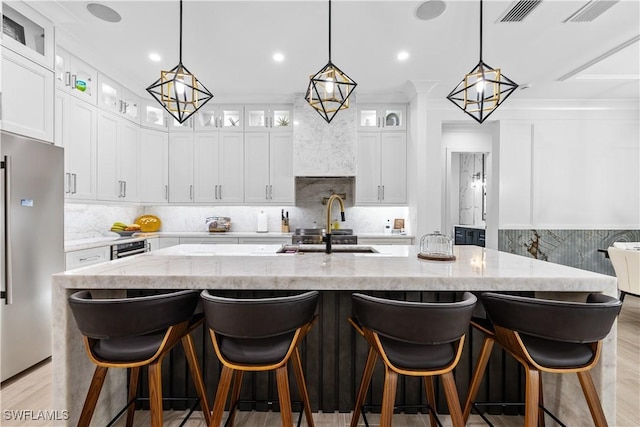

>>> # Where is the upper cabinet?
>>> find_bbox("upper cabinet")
[1,2,54,69]
[244,104,293,132]
[195,104,244,131]
[98,73,139,123]
[356,132,407,205]
[140,99,168,130]
[55,46,97,104]
[358,104,407,131]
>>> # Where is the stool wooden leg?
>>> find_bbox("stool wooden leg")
[210,366,234,427]
[350,347,377,427]
[523,366,540,427]
[125,367,140,427]
[276,365,294,427]
[538,372,545,427]
[463,336,494,422]
[380,367,398,427]
[423,376,438,427]
[441,371,465,427]
[77,365,108,427]
[577,370,609,427]
[148,360,164,427]
[227,370,244,427]
[182,334,212,426]
[292,348,315,427]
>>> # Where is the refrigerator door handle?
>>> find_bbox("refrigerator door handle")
[2,155,13,305]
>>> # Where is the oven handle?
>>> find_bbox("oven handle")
[113,247,148,258]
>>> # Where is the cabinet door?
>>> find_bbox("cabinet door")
[97,74,121,114]
[358,105,380,130]
[244,105,269,131]
[356,133,382,204]
[218,133,244,203]
[168,116,194,132]
[244,132,270,203]
[96,111,120,201]
[269,105,293,131]
[380,105,406,131]
[141,99,168,130]
[120,87,139,123]
[269,133,294,203]
[194,133,218,202]
[65,96,97,200]
[218,105,244,131]
[168,133,194,202]
[1,2,54,69]
[139,129,169,203]
[1,49,54,142]
[195,105,219,131]
[119,121,139,201]
[56,47,97,104]
[380,133,407,204]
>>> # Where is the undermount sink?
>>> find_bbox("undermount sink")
[277,244,378,254]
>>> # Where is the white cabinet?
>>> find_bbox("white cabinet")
[358,104,406,131]
[139,128,169,203]
[55,46,97,104]
[65,246,110,270]
[358,237,414,245]
[96,110,139,202]
[168,132,244,204]
[244,132,294,204]
[244,104,292,132]
[55,91,97,200]
[98,73,139,123]
[195,104,243,131]
[179,237,238,244]
[147,237,179,251]
[356,132,407,205]
[1,48,54,142]
[1,2,54,69]
[168,116,194,132]
[238,237,290,245]
[140,99,168,130]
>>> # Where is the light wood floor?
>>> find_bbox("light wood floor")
[1,297,638,426]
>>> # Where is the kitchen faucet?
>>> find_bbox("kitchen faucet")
[324,194,345,254]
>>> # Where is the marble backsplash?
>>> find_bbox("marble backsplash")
[459,153,484,225]
[65,204,144,241]
[498,229,640,276]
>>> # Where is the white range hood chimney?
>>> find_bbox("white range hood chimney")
[293,96,356,177]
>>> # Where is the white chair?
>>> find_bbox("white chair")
[608,246,640,302]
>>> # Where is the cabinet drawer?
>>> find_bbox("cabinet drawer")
[179,237,239,244]
[65,246,111,270]
[238,237,290,245]
[358,237,414,245]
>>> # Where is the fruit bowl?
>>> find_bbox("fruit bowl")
[111,230,137,237]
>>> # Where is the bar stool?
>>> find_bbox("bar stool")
[349,292,477,427]
[200,290,319,427]
[68,290,211,427]
[464,292,622,427]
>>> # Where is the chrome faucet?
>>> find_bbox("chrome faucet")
[324,194,345,253]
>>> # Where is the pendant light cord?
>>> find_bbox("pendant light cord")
[479,0,483,61]
[179,0,183,63]
[328,0,332,62]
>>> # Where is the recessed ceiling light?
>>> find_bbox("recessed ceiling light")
[86,3,121,23]
[273,52,285,62]
[416,0,446,21]
[397,51,410,61]
[149,53,161,62]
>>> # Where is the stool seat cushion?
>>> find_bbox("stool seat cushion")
[520,334,595,368]
[218,332,296,365]
[379,336,456,370]
[91,332,166,362]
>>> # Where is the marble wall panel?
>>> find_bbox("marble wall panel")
[65,204,143,240]
[459,153,484,225]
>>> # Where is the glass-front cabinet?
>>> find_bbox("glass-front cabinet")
[1,2,54,69]
[140,99,168,130]
[55,46,97,103]
[195,105,244,131]
[98,73,139,123]
[358,104,406,131]
[245,104,292,132]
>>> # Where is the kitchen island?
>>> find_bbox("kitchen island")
[52,244,618,426]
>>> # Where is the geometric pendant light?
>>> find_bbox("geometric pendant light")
[146,0,213,124]
[306,0,357,124]
[446,0,518,124]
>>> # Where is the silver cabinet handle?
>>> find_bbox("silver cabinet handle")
[190,185,193,200]
[118,181,123,197]
[71,74,77,90]
[219,185,222,199]
[2,155,13,304]
[214,184,218,199]
[123,180,127,198]
[79,255,102,262]
[381,185,385,200]
[65,172,71,194]
[265,185,269,199]
[269,185,273,200]
[72,174,77,194]
[165,185,169,200]
[377,185,381,200]
[65,71,71,87]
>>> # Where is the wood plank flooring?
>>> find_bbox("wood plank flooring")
[1,297,638,426]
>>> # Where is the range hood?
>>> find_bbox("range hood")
[293,97,357,177]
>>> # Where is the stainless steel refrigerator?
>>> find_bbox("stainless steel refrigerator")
[1,131,64,382]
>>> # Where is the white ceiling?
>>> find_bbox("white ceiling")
[28,0,640,102]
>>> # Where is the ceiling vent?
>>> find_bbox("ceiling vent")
[499,0,542,22]
[564,0,619,23]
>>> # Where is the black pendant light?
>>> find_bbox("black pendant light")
[447,0,518,124]
[306,0,357,124]
[146,0,213,124]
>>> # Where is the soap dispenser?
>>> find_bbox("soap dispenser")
[384,219,392,234]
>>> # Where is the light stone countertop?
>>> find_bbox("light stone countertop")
[52,244,618,427]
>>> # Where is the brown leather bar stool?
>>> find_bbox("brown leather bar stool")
[464,292,622,427]
[200,290,319,427]
[68,290,211,427]
[349,292,477,427]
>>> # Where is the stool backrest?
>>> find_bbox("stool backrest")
[352,292,476,345]
[481,292,621,343]
[201,290,319,338]
[69,290,200,339]
[608,246,640,297]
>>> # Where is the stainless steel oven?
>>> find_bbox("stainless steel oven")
[111,240,149,260]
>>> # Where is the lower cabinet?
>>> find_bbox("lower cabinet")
[179,237,239,244]
[238,237,290,245]
[454,226,486,247]
[65,246,111,270]
[147,237,179,251]
[358,237,414,245]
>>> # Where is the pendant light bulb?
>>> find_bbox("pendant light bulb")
[325,76,335,94]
